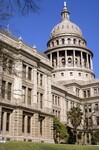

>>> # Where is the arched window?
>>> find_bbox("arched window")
[62,25,64,29]
[75,58,78,64]
[52,42,54,47]
[56,40,59,45]
[79,40,81,45]
[62,38,65,45]
[73,39,76,44]
[67,38,71,44]
[61,58,65,66]
[67,25,69,29]
[68,57,72,64]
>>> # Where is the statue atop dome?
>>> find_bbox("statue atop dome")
[64,1,67,7]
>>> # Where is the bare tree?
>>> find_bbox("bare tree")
[0,0,41,28]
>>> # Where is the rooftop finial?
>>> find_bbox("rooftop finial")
[61,1,70,21]
[64,1,67,7]
[7,24,10,30]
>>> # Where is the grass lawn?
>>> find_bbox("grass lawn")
[0,141,99,150]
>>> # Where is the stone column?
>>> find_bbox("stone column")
[89,133,91,144]
[86,53,89,68]
[57,51,59,67]
[13,60,22,105]
[34,113,39,141]
[24,115,27,137]
[65,50,67,67]
[3,112,7,133]
[48,76,52,112]
[44,74,48,112]
[13,109,23,140]
[50,53,52,66]
[73,50,75,67]
[25,88,28,106]
[43,116,54,142]
[33,68,37,105]
[90,55,93,70]
[38,73,40,85]
[84,133,87,145]
[81,51,83,67]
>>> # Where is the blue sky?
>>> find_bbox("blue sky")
[8,0,99,78]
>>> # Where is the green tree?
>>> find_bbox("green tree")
[53,117,69,144]
[0,0,41,28]
[67,107,83,143]
[91,131,99,145]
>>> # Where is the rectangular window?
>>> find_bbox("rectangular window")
[83,91,86,98]
[87,90,90,97]
[84,105,88,113]
[66,101,68,110]
[37,92,39,103]
[6,113,10,131]
[37,72,39,85]
[94,103,98,111]
[40,93,43,109]
[52,95,54,104]
[53,74,55,78]
[61,72,64,76]
[2,81,6,99]
[27,88,31,105]
[97,117,99,125]
[22,64,26,79]
[56,110,57,117]
[76,88,79,97]
[58,97,60,106]
[55,96,57,105]
[70,72,73,76]
[7,82,12,100]
[53,109,55,115]
[79,73,81,77]
[88,104,92,112]
[27,116,31,133]
[40,74,43,86]
[1,111,4,131]
[94,88,97,96]
[40,119,43,136]
[28,67,32,80]
[58,111,60,119]
[22,115,25,133]
[3,56,7,72]
[85,118,88,128]
[22,86,26,103]
[8,60,13,74]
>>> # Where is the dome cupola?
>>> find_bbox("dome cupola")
[50,2,82,39]
[61,2,70,21]
[45,2,95,83]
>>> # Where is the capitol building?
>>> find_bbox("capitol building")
[0,3,99,144]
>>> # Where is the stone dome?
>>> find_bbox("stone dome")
[50,20,82,39]
[50,2,82,39]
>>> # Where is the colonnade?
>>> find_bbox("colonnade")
[49,50,93,70]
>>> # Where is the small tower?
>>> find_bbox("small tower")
[61,1,70,21]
